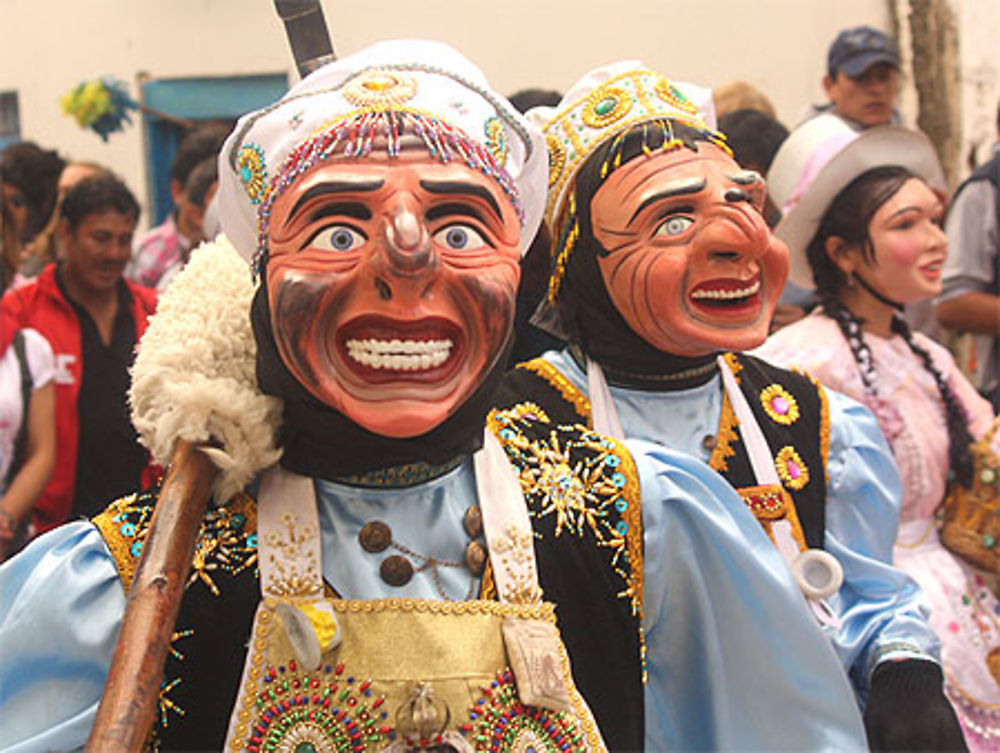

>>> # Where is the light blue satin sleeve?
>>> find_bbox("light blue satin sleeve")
[822,389,939,700]
[0,521,124,753]
[633,439,868,752]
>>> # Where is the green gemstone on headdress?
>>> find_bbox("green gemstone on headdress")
[985,534,997,548]
[594,97,617,116]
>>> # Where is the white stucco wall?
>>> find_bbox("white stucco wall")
[959,0,1000,166]
[2,0,994,229]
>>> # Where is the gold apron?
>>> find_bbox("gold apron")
[223,434,606,752]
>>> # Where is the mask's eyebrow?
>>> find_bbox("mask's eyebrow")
[726,171,766,211]
[287,179,385,222]
[728,170,764,186]
[627,177,707,225]
[419,180,504,222]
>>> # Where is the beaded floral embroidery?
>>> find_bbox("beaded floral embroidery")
[460,668,589,752]
[654,78,699,114]
[484,116,509,168]
[775,446,810,491]
[760,384,800,426]
[582,86,633,129]
[342,70,419,108]
[93,491,259,747]
[264,511,323,597]
[488,408,643,621]
[246,659,391,752]
[94,490,259,593]
[236,144,267,205]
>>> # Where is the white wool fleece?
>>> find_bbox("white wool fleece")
[130,235,283,502]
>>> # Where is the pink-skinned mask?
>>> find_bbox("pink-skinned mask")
[265,150,522,438]
[590,144,789,356]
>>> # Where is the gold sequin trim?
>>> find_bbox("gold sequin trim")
[760,384,800,425]
[261,596,557,621]
[547,134,566,188]
[558,629,606,750]
[775,446,810,490]
[722,351,743,379]
[806,371,833,486]
[92,492,144,589]
[709,390,739,473]
[516,358,592,422]
[233,606,271,744]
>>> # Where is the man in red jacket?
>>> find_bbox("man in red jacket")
[2,172,157,532]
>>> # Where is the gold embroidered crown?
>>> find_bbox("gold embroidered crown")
[537,67,721,231]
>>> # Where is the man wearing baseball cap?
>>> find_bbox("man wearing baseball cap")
[806,25,902,129]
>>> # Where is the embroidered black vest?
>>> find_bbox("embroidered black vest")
[94,490,260,752]
[92,418,645,752]
[495,352,831,549]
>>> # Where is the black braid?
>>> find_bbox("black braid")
[891,315,975,488]
[816,292,880,403]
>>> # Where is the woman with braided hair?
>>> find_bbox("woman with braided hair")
[760,113,1000,749]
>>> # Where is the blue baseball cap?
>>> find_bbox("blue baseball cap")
[827,26,900,78]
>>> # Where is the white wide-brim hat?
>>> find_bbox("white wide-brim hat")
[767,113,944,289]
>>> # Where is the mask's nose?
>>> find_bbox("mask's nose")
[383,201,432,273]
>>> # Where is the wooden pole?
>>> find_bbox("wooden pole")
[86,440,218,753]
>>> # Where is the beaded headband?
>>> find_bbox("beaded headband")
[216,40,548,275]
[244,107,523,276]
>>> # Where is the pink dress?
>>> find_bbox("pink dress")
[758,309,1000,749]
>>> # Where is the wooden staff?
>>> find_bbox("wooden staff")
[85,7,335,749]
[85,440,217,752]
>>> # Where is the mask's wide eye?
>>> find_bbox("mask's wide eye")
[311,225,367,252]
[654,215,694,237]
[432,224,489,251]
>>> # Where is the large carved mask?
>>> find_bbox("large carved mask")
[589,143,789,356]
[264,147,522,438]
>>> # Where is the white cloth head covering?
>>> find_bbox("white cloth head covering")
[767,113,944,289]
[528,60,718,231]
[216,39,547,271]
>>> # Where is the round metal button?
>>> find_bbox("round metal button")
[701,434,718,452]
[380,555,414,587]
[463,505,483,539]
[465,541,487,576]
[359,521,392,553]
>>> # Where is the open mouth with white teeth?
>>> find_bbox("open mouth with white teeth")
[688,276,762,313]
[346,338,453,371]
[337,316,463,381]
